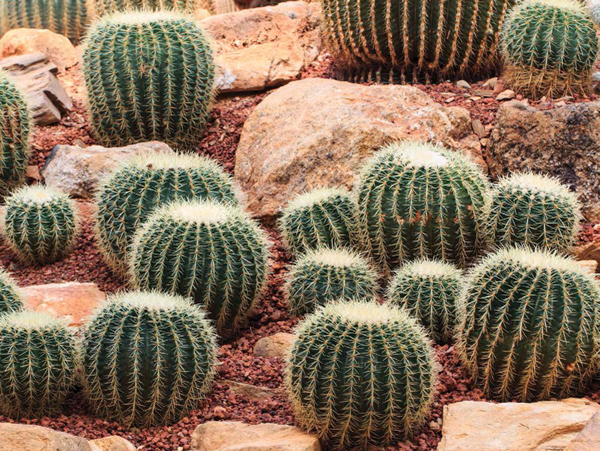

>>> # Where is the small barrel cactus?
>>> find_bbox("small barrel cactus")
[82,291,218,427]
[286,300,437,449]
[130,200,270,338]
[487,173,581,252]
[83,11,215,149]
[92,0,215,17]
[501,0,599,98]
[0,311,76,418]
[0,71,30,199]
[4,186,78,265]
[356,141,490,272]
[457,247,600,402]
[387,259,463,344]
[95,151,238,276]
[0,270,22,315]
[285,247,378,316]
[280,188,361,257]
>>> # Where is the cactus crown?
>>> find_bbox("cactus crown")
[92,0,215,17]
[0,269,22,315]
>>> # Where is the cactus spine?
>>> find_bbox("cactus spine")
[130,200,270,338]
[501,0,599,98]
[82,291,218,427]
[83,11,215,149]
[356,141,490,273]
[95,152,238,276]
[285,248,378,316]
[0,311,76,418]
[387,259,463,344]
[286,300,437,449]
[92,0,215,17]
[0,270,22,315]
[457,247,600,402]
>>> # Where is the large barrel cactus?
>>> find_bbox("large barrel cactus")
[95,151,238,276]
[457,247,600,402]
[286,300,437,449]
[130,200,270,338]
[0,270,22,315]
[501,0,599,98]
[83,11,215,149]
[82,291,218,426]
[356,141,490,272]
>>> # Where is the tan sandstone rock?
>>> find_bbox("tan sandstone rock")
[566,412,600,451]
[235,77,482,218]
[222,380,279,402]
[254,333,295,359]
[89,436,136,451]
[0,423,91,450]
[437,398,600,451]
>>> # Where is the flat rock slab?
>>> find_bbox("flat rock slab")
[89,436,136,451]
[254,333,295,359]
[566,411,600,451]
[221,380,280,402]
[0,423,91,450]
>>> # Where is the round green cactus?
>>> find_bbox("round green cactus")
[285,247,378,316]
[0,311,76,418]
[286,300,437,449]
[130,200,270,338]
[82,291,218,427]
[83,11,215,149]
[95,151,238,276]
[0,71,30,199]
[501,0,599,98]
[387,259,463,344]
[457,247,600,402]
[0,270,22,315]
[4,186,79,265]
[487,173,581,252]
[356,141,490,273]
[92,0,215,17]
[280,188,361,257]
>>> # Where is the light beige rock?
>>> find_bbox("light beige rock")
[437,398,600,451]
[201,2,321,93]
[254,333,295,359]
[222,380,279,402]
[89,436,136,451]
[577,260,598,274]
[566,412,600,451]
[191,421,320,451]
[235,77,483,218]
[0,423,91,450]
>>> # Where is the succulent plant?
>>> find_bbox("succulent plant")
[286,300,437,449]
[4,186,78,265]
[0,270,22,315]
[130,200,270,338]
[0,311,76,418]
[82,291,218,427]
[95,151,238,276]
[457,247,600,402]
[285,247,378,316]
[387,259,463,344]
[487,173,581,252]
[356,141,490,273]
[280,188,361,257]
[83,11,215,149]
[92,0,216,17]
[501,0,599,98]
[0,71,30,199]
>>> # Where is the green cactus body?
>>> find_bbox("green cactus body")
[501,0,599,98]
[280,188,361,257]
[130,200,270,338]
[286,300,437,449]
[95,152,238,276]
[92,0,215,17]
[356,141,490,273]
[0,270,22,315]
[0,71,30,199]
[387,259,462,343]
[83,11,215,149]
[286,247,378,316]
[82,291,218,427]
[4,186,78,265]
[0,311,76,418]
[321,0,516,83]
[488,173,581,252]
[457,247,600,402]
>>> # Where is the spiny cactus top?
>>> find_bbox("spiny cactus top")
[83,11,215,149]
[0,269,22,315]
[0,311,76,418]
[387,259,463,344]
[95,151,238,276]
[457,247,600,402]
[82,291,218,427]
[0,71,30,199]
[488,173,581,252]
[356,141,490,272]
[285,247,378,316]
[91,0,215,18]
[280,188,361,256]
[501,0,599,98]
[286,300,437,449]
[130,200,271,338]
